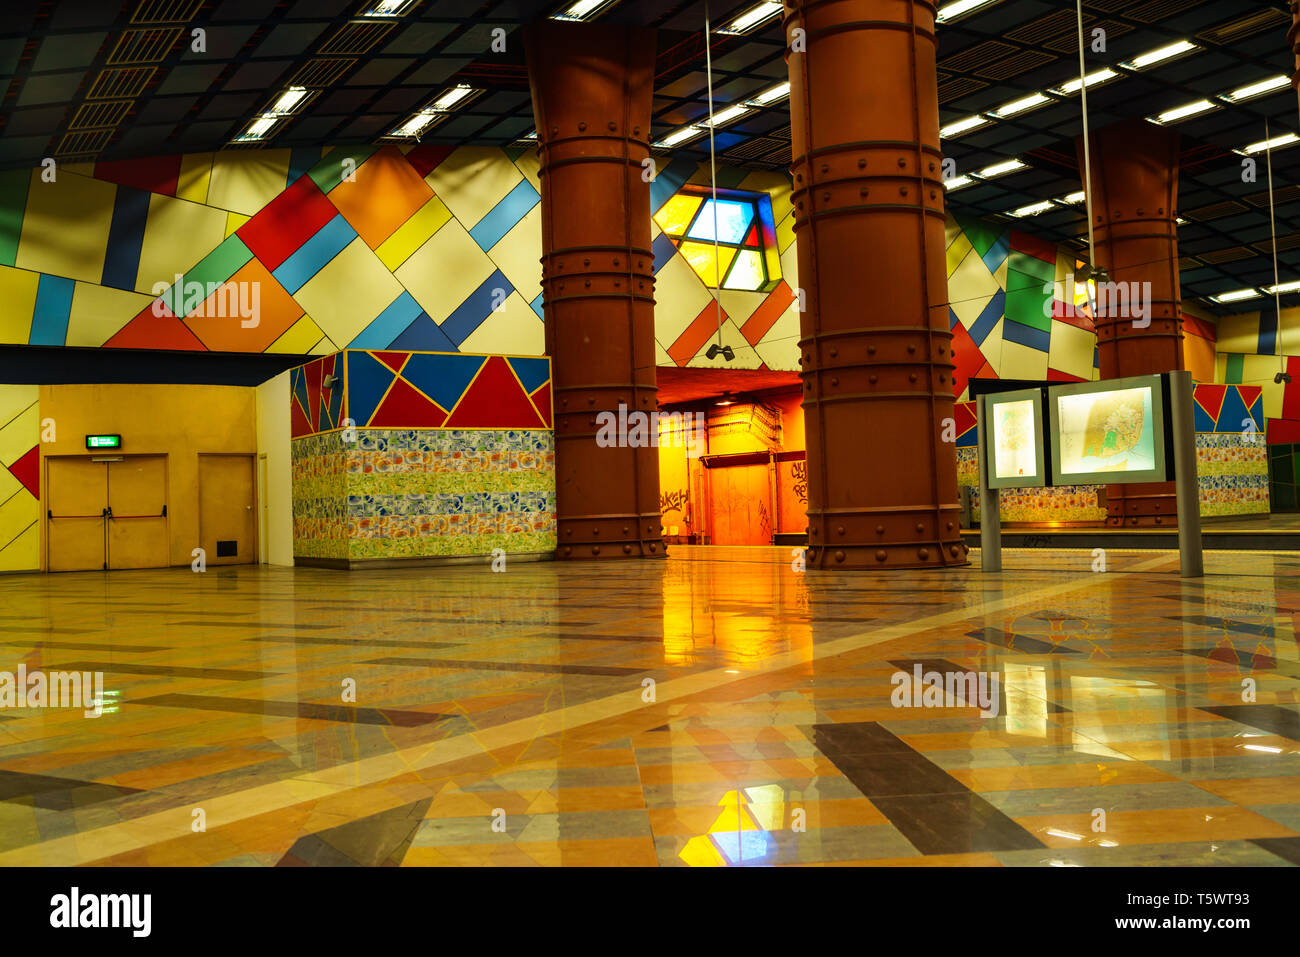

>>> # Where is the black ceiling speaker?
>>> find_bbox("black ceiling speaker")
[705,344,735,361]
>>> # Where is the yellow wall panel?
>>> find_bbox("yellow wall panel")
[652,254,714,346]
[205,151,292,215]
[267,315,325,354]
[292,238,404,348]
[998,338,1048,380]
[0,265,39,345]
[375,194,452,271]
[395,217,494,325]
[134,193,227,295]
[1216,312,1259,354]
[15,170,116,283]
[1048,320,1096,381]
[0,513,37,572]
[425,147,524,229]
[0,384,38,467]
[486,204,542,304]
[175,152,214,205]
[225,211,250,237]
[1184,328,1215,383]
[1242,354,1281,383]
[458,292,544,356]
[66,282,154,348]
[512,148,541,193]
[945,232,973,277]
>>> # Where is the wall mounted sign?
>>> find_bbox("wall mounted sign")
[85,434,122,450]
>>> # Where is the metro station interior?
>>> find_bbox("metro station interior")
[0,0,1297,870]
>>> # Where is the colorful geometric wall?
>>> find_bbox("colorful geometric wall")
[0,385,39,571]
[953,384,1268,521]
[1215,307,1300,447]
[289,350,554,564]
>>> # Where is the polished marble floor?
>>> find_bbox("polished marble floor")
[0,545,1297,866]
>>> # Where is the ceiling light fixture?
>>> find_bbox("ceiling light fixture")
[264,86,310,116]
[1210,288,1262,303]
[1049,69,1117,96]
[746,81,790,107]
[654,126,705,148]
[1060,190,1086,204]
[976,158,1027,179]
[387,84,482,140]
[696,104,750,128]
[549,0,620,21]
[431,84,477,111]
[991,92,1051,118]
[232,115,279,143]
[360,0,417,15]
[1150,99,1217,125]
[936,0,1002,23]
[1241,133,1300,155]
[1265,279,1300,295]
[939,115,989,138]
[944,175,973,191]
[718,1,782,35]
[1120,40,1199,71]
[1223,75,1290,103]
[1008,200,1055,217]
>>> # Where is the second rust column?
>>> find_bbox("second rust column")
[784,0,965,569]
[525,21,665,560]
[1077,119,1184,528]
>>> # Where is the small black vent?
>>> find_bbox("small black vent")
[216,540,238,557]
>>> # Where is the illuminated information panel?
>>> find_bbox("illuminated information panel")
[984,388,1046,489]
[1048,375,1167,485]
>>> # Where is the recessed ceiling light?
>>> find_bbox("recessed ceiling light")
[944,175,973,191]
[432,84,477,111]
[696,104,751,128]
[1049,69,1117,96]
[1120,40,1199,71]
[1223,75,1290,103]
[265,86,309,116]
[360,0,416,16]
[654,126,704,148]
[550,0,620,21]
[976,158,1027,178]
[939,115,989,138]
[1060,190,1086,204]
[233,115,278,142]
[1210,288,1261,303]
[992,93,1051,119]
[1008,200,1055,217]
[1241,133,1300,155]
[936,0,1002,23]
[1265,280,1300,294]
[1150,99,1217,125]
[718,1,782,35]
[392,112,444,139]
[746,81,790,106]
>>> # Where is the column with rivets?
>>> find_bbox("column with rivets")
[783,0,966,569]
[1076,119,1184,527]
[524,20,665,560]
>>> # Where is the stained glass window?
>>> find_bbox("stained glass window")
[653,187,782,292]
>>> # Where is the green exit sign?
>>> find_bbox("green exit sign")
[85,434,122,450]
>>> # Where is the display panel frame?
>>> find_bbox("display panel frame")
[1047,374,1168,486]
[984,388,1048,489]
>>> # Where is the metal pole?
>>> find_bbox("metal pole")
[1169,370,1203,578]
[977,394,1001,572]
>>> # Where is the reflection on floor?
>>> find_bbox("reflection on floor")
[0,545,1298,866]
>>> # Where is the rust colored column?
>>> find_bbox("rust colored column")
[1290,1,1300,126]
[525,21,664,560]
[784,0,965,570]
[1076,119,1184,528]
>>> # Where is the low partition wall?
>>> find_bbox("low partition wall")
[954,384,1268,523]
[290,349,555,566]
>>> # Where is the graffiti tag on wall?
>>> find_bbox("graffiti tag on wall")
[791,461,807,504]
[660,489,689,515]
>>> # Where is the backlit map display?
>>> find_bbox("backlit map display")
[985,388,1046,489]
[1048,375,1168,485]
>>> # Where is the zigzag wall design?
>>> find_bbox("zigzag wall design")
[0,385,39,572]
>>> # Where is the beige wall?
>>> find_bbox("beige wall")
[39,383,257,567]
[256,372,293,566]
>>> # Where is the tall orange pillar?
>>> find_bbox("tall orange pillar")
[524,21,665,560]
[1077,119,1184,528]
[783,0,965,570]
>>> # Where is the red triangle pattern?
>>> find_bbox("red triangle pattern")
[743,224,760,247]
[952,402,977,438]
[372,350,409,373]
[105,302,207,351]
[1195,383,1226,421]
[290,396,313,438]
[529,382,552,428]
[445,356,544,429]
[368,377,447,428]
[6,446,38,499]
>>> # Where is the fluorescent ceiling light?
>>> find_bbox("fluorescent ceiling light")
[696,104,751,128]
[940,115,989,138]
[360,0,415,15]
[655,127,704,148]
[265,86,308,116]
[976,158,1026,178]
[1242,133,1300,155]
[1050,69,1117,96]
[746,81,790,106]
[992,93,1050,118]
[718,1,781,35]
[550,0,619,20]
[1009,200,1054,217]
[1151,99,1217,125]
[394,113,442,138]
[936,0,1001,23]
[1210,288,1261,303]
[233,116,278,142]
[1121,40,1199,71]
[432,84,476,111]
[1265,280,1300,294]
[1223,75,1290,103]
[944,175,973,191]
[1060,190,1086,204]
